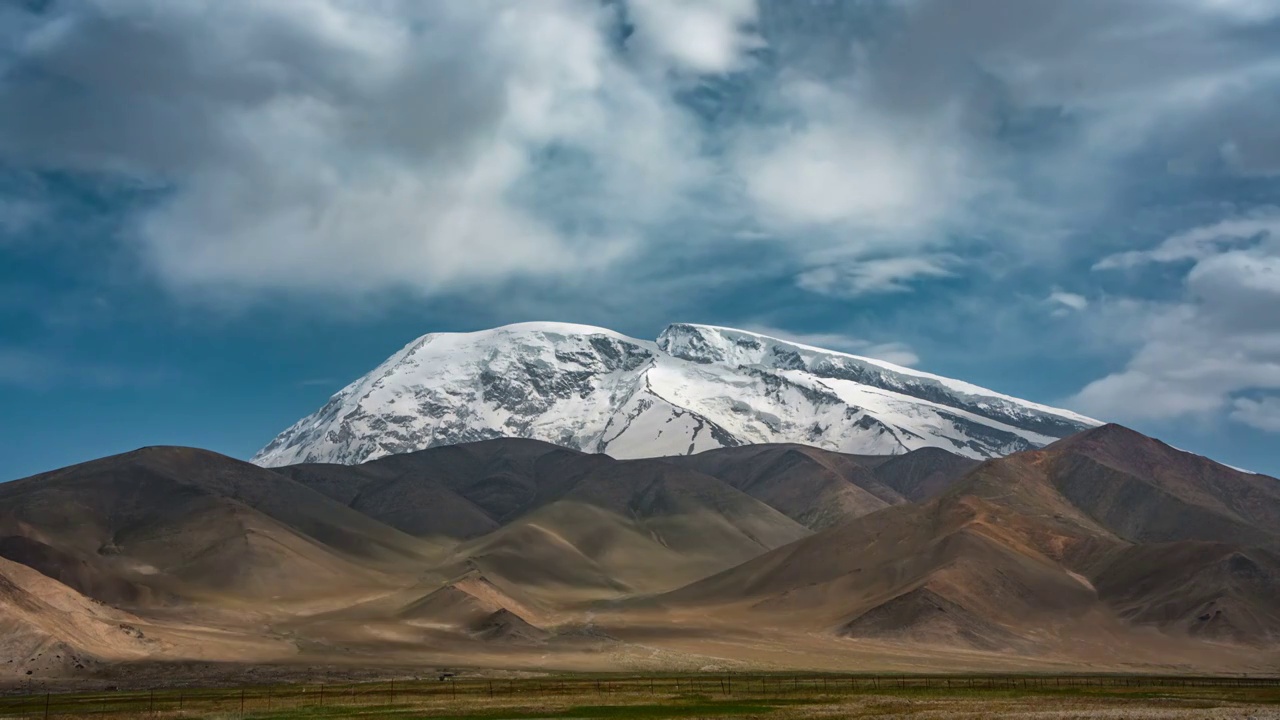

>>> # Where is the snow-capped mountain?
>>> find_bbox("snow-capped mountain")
[253,322,1099,466]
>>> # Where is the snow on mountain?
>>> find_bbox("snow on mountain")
[252,322,1100,467]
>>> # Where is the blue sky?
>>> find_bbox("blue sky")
[2,0,1280,479]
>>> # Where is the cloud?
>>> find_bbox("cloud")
[1047,290,1089,313]
[2,0,1278,304]
[742,324,919,367]
[1192,0,1280,22]
[2,0,1280,395]
[1046,289,1089,318]
[0,0,729,298]
[1231,396,1280,432]
[1072,212,1280,429]
[738,0,1280,297]
[626,0,763,74]
[1094,209,1280,269]
[733,78,973,240]
[796,255,958,298]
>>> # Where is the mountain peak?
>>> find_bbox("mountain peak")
[1045,422,1273,481]
[658,323,893,367]
[454,321,637,339]
[252,322,1100,467]
[1048,422,1152,449]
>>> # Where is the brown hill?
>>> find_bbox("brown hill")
[291,440,813,597]
[857,447,982,503]
[662,425,1280,653]
[659,444,905,529]
[1,428,1278,680]
[281,439,812,546]
[838,587,1022,651]
[279,461,501,540]
[277,439,591,540]
[1037,424,1280,545]
[397,570,545,635]
[1092,542,1280,645]
[449,489,807,601]
[666,490,1104,635]
[0,556,152,680]
[471,609,550,644]
[0,447,438,604]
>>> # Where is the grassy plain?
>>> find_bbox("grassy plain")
[2,674,1278,719]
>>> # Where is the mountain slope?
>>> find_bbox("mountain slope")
[1038,424,1280,545]
[0,447,440,604]
[0,556,153,680]
[854,447,982,503]
[286,439,814,596]
[660,425,1280,648]
[658,444,907,529]
[278,438,810,555]
[253,322,1098,467]
[2,426,1280,678]
[1092,542,1280,644]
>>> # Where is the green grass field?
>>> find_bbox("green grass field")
[2,674,1278,719]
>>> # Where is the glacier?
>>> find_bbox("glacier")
[252,322,1100,466]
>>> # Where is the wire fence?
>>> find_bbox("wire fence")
[1,673,1277,719]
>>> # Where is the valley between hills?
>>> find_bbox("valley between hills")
[2,423,1279,688]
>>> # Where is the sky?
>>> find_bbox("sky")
[2,0,1280,479]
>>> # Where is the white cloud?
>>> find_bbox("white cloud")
[796,255,958,298]
[1192,0,1280,22]
[1069,306,1262,421]
[0,0,712,298]
[1186,250,1280,320]
[1231,396,1280,432]
[627,0,763,75]
[2,0,1280,325]
[734,79,973,241]
[1050,291,1088,310]
[1046,289,1089,317]
[1094,209,1280,269]
[1073,213,1280,430]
